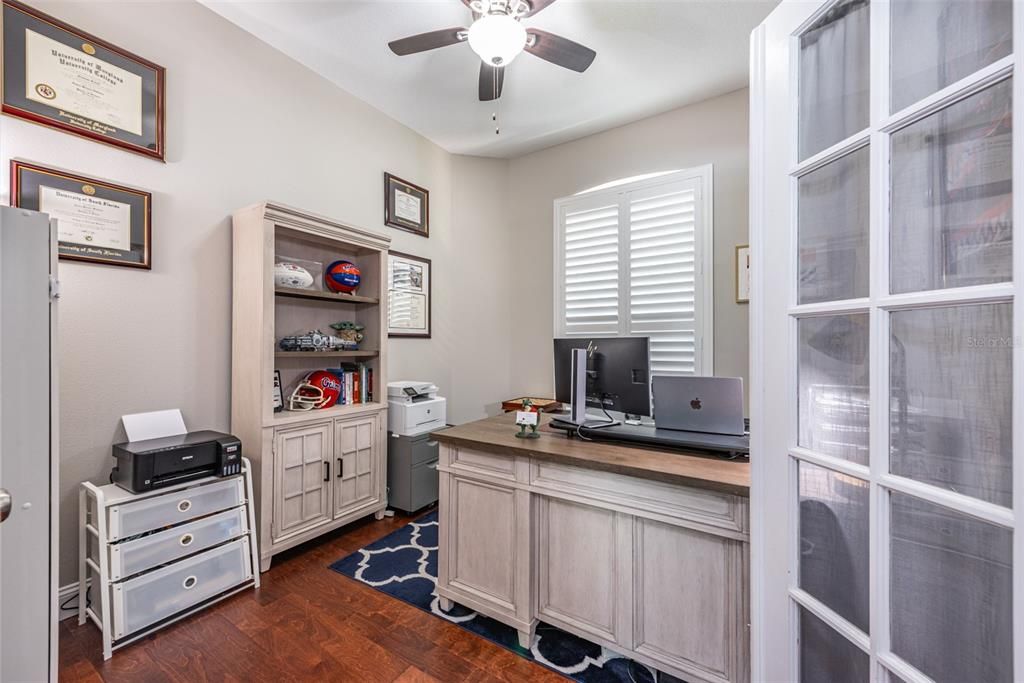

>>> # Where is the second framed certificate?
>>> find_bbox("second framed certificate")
[2,0,165,160]
[10,160,152,269]
[388,251,431,338]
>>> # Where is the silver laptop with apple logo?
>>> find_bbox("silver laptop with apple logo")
[652,376,746,436]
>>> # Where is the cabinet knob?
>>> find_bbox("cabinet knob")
[182,575,198,590]
[177,499,192,513]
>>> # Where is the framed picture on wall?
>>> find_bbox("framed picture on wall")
[736,244,750,303]
[1,0,166,160]
[387,251,431,338]
[10,160,152,269]
[384,173,429,237]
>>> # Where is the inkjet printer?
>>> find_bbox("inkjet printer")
[111,430,242,493]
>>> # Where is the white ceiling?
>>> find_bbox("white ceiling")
[203,0,778,159]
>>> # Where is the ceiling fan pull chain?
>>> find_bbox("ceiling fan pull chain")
[494,69,501,135]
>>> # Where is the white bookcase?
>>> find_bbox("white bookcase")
[231,202,391,571]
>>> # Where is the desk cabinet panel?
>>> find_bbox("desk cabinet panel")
[448,476,517,609]
[634,518,747,683]
[537,498,629,645]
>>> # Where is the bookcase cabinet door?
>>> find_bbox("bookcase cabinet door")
[272,422,332,542]
[333,415,381,518]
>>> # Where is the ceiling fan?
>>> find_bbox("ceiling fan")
[387,0,597,102]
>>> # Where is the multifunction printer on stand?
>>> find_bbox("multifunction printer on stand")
[387,381,446,435]
[386,381,446,513]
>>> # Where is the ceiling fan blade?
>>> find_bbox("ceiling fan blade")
[388,27,467,56]
[525,29,596,72]
[478,63,505,101]
[523,0,558,17]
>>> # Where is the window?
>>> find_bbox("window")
[554,166,713,376]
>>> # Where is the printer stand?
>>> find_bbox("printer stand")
[78,458,260,660]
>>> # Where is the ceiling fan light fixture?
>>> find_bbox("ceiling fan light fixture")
[467,14,527,66]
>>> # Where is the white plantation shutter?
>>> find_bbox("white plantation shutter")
[629,182,700,375]
[560,200,620,335]
[555,168,712,376]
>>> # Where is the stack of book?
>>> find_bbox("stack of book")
[329,363,374,405]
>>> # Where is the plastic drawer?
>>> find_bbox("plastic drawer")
[108,478,244,541]
[112,537,252,639]
[109,506,248,580]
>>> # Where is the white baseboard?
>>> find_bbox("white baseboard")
[58,579,89,621]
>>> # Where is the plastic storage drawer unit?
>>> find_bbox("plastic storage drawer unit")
[107,477,244,541]
[109,506,248,581]
[111,536,253,639]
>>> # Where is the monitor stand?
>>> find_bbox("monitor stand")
[550,348,620,430]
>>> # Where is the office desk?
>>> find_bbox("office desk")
[432,413,750,683]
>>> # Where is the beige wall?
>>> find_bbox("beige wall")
[506,88,751,404]
[0,0,513,585]
[0,1,749,587]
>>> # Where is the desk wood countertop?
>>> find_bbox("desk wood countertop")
[432,413,750,496]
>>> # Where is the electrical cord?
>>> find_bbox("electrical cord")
[60,586,91,612]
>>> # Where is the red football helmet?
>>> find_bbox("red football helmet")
[289,370,342,410]
[305,370,342,408]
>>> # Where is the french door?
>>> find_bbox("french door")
[751,1,1021,681]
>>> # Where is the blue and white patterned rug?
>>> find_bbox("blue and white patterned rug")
[330,511,683,683]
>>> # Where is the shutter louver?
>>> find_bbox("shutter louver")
[629,185,699,376]
[563,203,620,335]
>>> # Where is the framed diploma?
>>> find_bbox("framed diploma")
[384,173,429,237]
[10,160,151,269]
[388,251,431,338]
[2,0,165,160]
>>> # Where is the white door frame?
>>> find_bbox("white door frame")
[750,1,1023,681]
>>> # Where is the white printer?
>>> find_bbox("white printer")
[387,381,447,436]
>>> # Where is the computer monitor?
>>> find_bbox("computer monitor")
[553,336,651,419]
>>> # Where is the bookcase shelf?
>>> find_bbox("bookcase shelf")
[274,350,379,359]
[271,401,385,426]
[274,286,380,305]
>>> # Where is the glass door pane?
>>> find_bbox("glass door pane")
[799,607,870,683]
[890,493,1013,683]
[890,79,1013,294]
[889,303,1013,506]
[891,0,1012,113]
[799,462,870,631]
[798,314,870,465]
[799,0,871,159]
[798,147,870,304]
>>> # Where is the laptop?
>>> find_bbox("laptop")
[652,376,746,436]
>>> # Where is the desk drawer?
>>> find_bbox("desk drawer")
[109,506,248,580]
[108,478,244,541]
[448,447,518,482]
[112,537,252,639]
[531,461,748,536]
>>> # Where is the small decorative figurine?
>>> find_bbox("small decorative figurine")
[329,321,366,348]
[278,330,357,352]
[515,398,541,439]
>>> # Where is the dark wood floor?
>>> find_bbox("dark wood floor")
[59,509,566,683]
